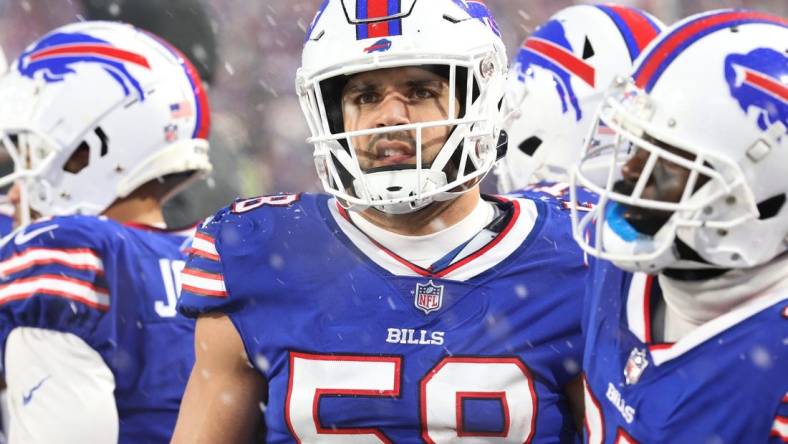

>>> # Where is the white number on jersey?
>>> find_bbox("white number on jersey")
[155,259,185,318]
[286,352,537,443]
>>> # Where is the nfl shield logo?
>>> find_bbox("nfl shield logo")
[414,280,444,314]
[624,348,649,385]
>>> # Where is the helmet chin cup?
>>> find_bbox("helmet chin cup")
[600,206,680,273]
[352,168,448,215]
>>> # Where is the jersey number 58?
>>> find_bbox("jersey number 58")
[286,352,537,443]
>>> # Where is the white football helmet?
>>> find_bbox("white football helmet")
[297,0,507,214]
[0,21,212,225]
[495,4,664,193]
[571,10,788,273]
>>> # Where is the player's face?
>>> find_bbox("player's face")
[613,141,709,235]
[341,67,457,171]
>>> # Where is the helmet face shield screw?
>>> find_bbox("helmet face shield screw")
[480,56,496,81]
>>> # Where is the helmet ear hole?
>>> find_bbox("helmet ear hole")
[756,194,786,220]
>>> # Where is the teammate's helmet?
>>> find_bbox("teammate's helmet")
[297,0,507,214]
[0,21,212,224]
[495,4,664,193]
[571,10,788,272]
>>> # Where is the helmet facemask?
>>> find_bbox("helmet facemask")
[0,129,64,227]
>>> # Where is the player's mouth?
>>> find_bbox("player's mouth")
[371,140,416,167]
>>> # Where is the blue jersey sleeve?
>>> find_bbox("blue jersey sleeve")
[177,194,305,318]
[0,217,110,363]
[177,208,233,317]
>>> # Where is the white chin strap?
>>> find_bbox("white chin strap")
[353,168,449,215]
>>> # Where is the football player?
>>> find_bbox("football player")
[570,9,788,442]
[495,4,664,208]
[0,21,212,443]
[173,0,590,442]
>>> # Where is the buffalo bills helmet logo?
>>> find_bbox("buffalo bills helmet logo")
[724,48,787,136]
[364,38,393,53]
[516,20,594,122]
[452,0,500,37]
[18,31,151,101]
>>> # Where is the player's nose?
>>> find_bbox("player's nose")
[376,93,411,128]
[621,148,650,184]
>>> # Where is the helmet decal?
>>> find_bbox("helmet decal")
[724,48,788,134]
[634,10,787,92]
[305,0,331,43]
[19,31,150,100]
[364,38,393,53]
[594,4,661,61]
[517,19,593,121]
[451,0,500,36]
[145,31,211,139]
[355,0,403,40]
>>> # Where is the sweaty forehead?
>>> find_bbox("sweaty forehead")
[343,67,447,94]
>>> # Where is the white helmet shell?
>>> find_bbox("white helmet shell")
[0,21,212,221]
[496,4,664,193]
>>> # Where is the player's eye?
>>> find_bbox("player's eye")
[355,92,380,105]
[411,87,437,100]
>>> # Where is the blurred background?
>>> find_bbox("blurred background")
[0,0,784,225]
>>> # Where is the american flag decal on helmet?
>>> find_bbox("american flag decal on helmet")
[356,0,402,40]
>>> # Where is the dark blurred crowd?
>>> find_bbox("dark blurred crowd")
[0,0,785,225]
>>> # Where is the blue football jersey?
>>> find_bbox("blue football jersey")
[0,215,12,238]
[178,192,589,443]
[0,197,15,238]
[582,260,788,443]
[0,216,195,443]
